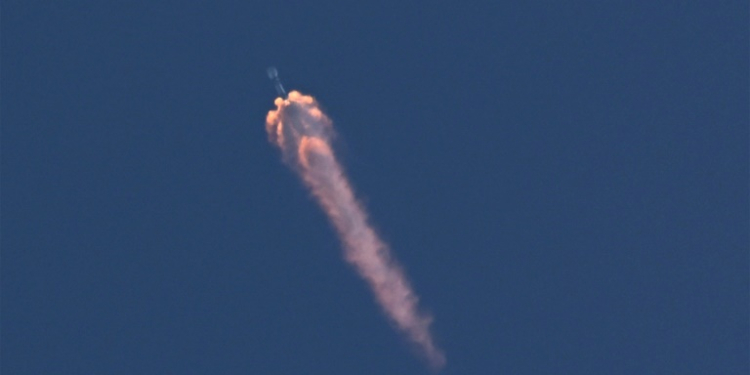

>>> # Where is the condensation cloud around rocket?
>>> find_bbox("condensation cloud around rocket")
[265,88,446,370]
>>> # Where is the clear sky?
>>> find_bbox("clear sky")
[3,1,748,374]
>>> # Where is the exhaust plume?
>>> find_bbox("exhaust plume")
[265,91,445,370]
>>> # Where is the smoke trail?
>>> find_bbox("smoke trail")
[266,91,445,370]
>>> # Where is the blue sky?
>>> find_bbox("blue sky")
[3,1,748,374]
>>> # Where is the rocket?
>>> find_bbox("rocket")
[266,66,287,98]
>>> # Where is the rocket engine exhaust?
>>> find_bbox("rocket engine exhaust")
[265,90,446,370]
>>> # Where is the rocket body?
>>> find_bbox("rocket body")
[266,67,287,98]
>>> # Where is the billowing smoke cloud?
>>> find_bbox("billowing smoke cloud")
[266,91,445,370]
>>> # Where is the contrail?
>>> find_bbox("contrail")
[265,90,446,370]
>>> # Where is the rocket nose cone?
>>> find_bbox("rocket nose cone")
[267,67,278,79]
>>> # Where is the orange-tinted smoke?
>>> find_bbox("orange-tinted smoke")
[266,91,446,370]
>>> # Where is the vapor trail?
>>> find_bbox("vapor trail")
[265,91,445,370]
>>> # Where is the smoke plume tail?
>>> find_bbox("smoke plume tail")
[265,91,445,370]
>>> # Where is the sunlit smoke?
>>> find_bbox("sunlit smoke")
[266,91,445,370]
